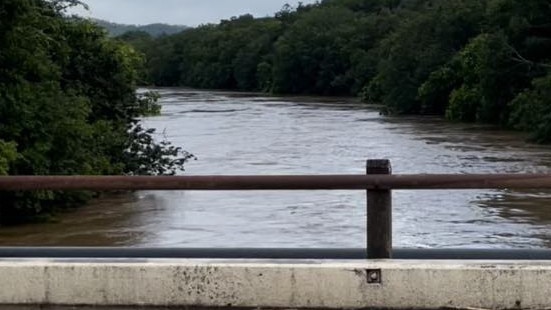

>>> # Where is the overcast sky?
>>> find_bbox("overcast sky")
[70,0,318,26]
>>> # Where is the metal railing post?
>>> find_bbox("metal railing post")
[366,159,392,259]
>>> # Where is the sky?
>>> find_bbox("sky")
[70,0,318,26]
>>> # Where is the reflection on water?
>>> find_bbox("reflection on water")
[0,194,154,246]
[1,88,551,248]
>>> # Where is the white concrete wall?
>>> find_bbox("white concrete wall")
[1,259,551,309]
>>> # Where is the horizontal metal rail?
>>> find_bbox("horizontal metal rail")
[2,160,551,259]
[2,174,551,191]
[0,247,550,260]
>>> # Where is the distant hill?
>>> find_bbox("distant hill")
[93,19,188,37]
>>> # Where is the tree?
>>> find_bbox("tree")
[367,0,486,113]
[509,73,551,142]
[271,6,358,95]
[0,0,191,224]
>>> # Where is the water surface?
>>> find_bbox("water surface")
[2,89,551,248]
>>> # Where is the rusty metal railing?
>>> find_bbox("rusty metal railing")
[2,159,551,259]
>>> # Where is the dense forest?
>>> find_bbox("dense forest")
[94,19,188,37]
[0,0,192,224]
[121,0,551,142]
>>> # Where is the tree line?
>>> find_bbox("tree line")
[94,19,188,37]
[0,0,192,224]
[121,0,551,142]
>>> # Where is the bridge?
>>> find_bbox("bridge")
[1,159,551,309]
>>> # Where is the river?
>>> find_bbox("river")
[2,88,551,248]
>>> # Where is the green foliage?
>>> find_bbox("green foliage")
[123,125,195,176]
[446,85,483,122]
[443,33,518,123]
[419,0,551,132]
[271,6,359,94]
[137,91,162,116]
[124,0,551,142]
[509,73,551,142]
[0,141,17,175]
[0,0,192,224]
[418,64,461,115]
[368,0,486,113]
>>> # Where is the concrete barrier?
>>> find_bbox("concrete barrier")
[1,258,551,309]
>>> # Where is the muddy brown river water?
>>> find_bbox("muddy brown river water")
[2,88,551,249]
